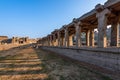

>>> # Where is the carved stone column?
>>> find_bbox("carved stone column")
[12,37,15,44]
[89,28,95,47]
[42,39,44,46]
[64,27,69,47]
[96,7,111,48]
[53,34,56,46]
[48,37,50,46]
[45,38,47,46]
[86,30,90,47]
[75,22,81,48]
[69,34,74,46]
[111,17,120,47]
[50,35,53,46]
[57,31,61,47]
[61,36,64,46]
[52,35,54,46]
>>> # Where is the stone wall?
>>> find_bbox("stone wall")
[41,46,120,72]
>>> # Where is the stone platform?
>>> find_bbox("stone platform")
[41,46,120,72]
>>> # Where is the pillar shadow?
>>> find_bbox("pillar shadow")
[0,44,48,80]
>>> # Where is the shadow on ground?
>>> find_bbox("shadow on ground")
[0,44,115,80]
[0,44,48,80]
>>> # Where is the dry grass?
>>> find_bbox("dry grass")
[0,47,48,80]
[0,46,113,80]
[36,49,113,80]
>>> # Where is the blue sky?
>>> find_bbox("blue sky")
[0,0,106,38]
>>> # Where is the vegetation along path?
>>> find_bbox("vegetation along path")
[0,46,113,80]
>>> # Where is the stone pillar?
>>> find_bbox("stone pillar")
[44,39,46,46]
[41,39,44,46]
[111,18,120,47]
[61,37,64,46]
[69,34,74,46]
[25,37,29,43]
[57,31,61,47]
[75,22,81,47]
[53,34,56,46]
[12,37,15,44]
[64,27,69,47]
[48,37,50,46]
[44,38,47,46]
[43,39,45,46]
[96,8,111,48]
[46,37,49,46]
[50,35,53,46]
[55,34,57,46]
[52,35,54,46]
[49,36,51,46]
[89,28,95,47]
[86,30,90,46]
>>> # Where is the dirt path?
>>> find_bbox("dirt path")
[0,47,113,80]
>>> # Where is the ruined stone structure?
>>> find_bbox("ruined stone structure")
[0,36,37,45]
[12,37,37,44]
[29,38,37,43]
[39,0,120,72]
[39,0,120,48]
[0,36,8,40]
[0,36,8,44]
[0,36,37,51]
[12,37,29,44]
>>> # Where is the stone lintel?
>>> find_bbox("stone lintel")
[104,0,120,8]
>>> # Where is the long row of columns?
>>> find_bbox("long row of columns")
[41,23,95,48]
[40,7,119,48]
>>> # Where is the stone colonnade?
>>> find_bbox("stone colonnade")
[40,1,120,48]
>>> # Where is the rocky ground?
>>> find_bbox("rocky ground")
[0,46,113,80]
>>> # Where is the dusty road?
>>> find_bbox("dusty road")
[0,47,113,80]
